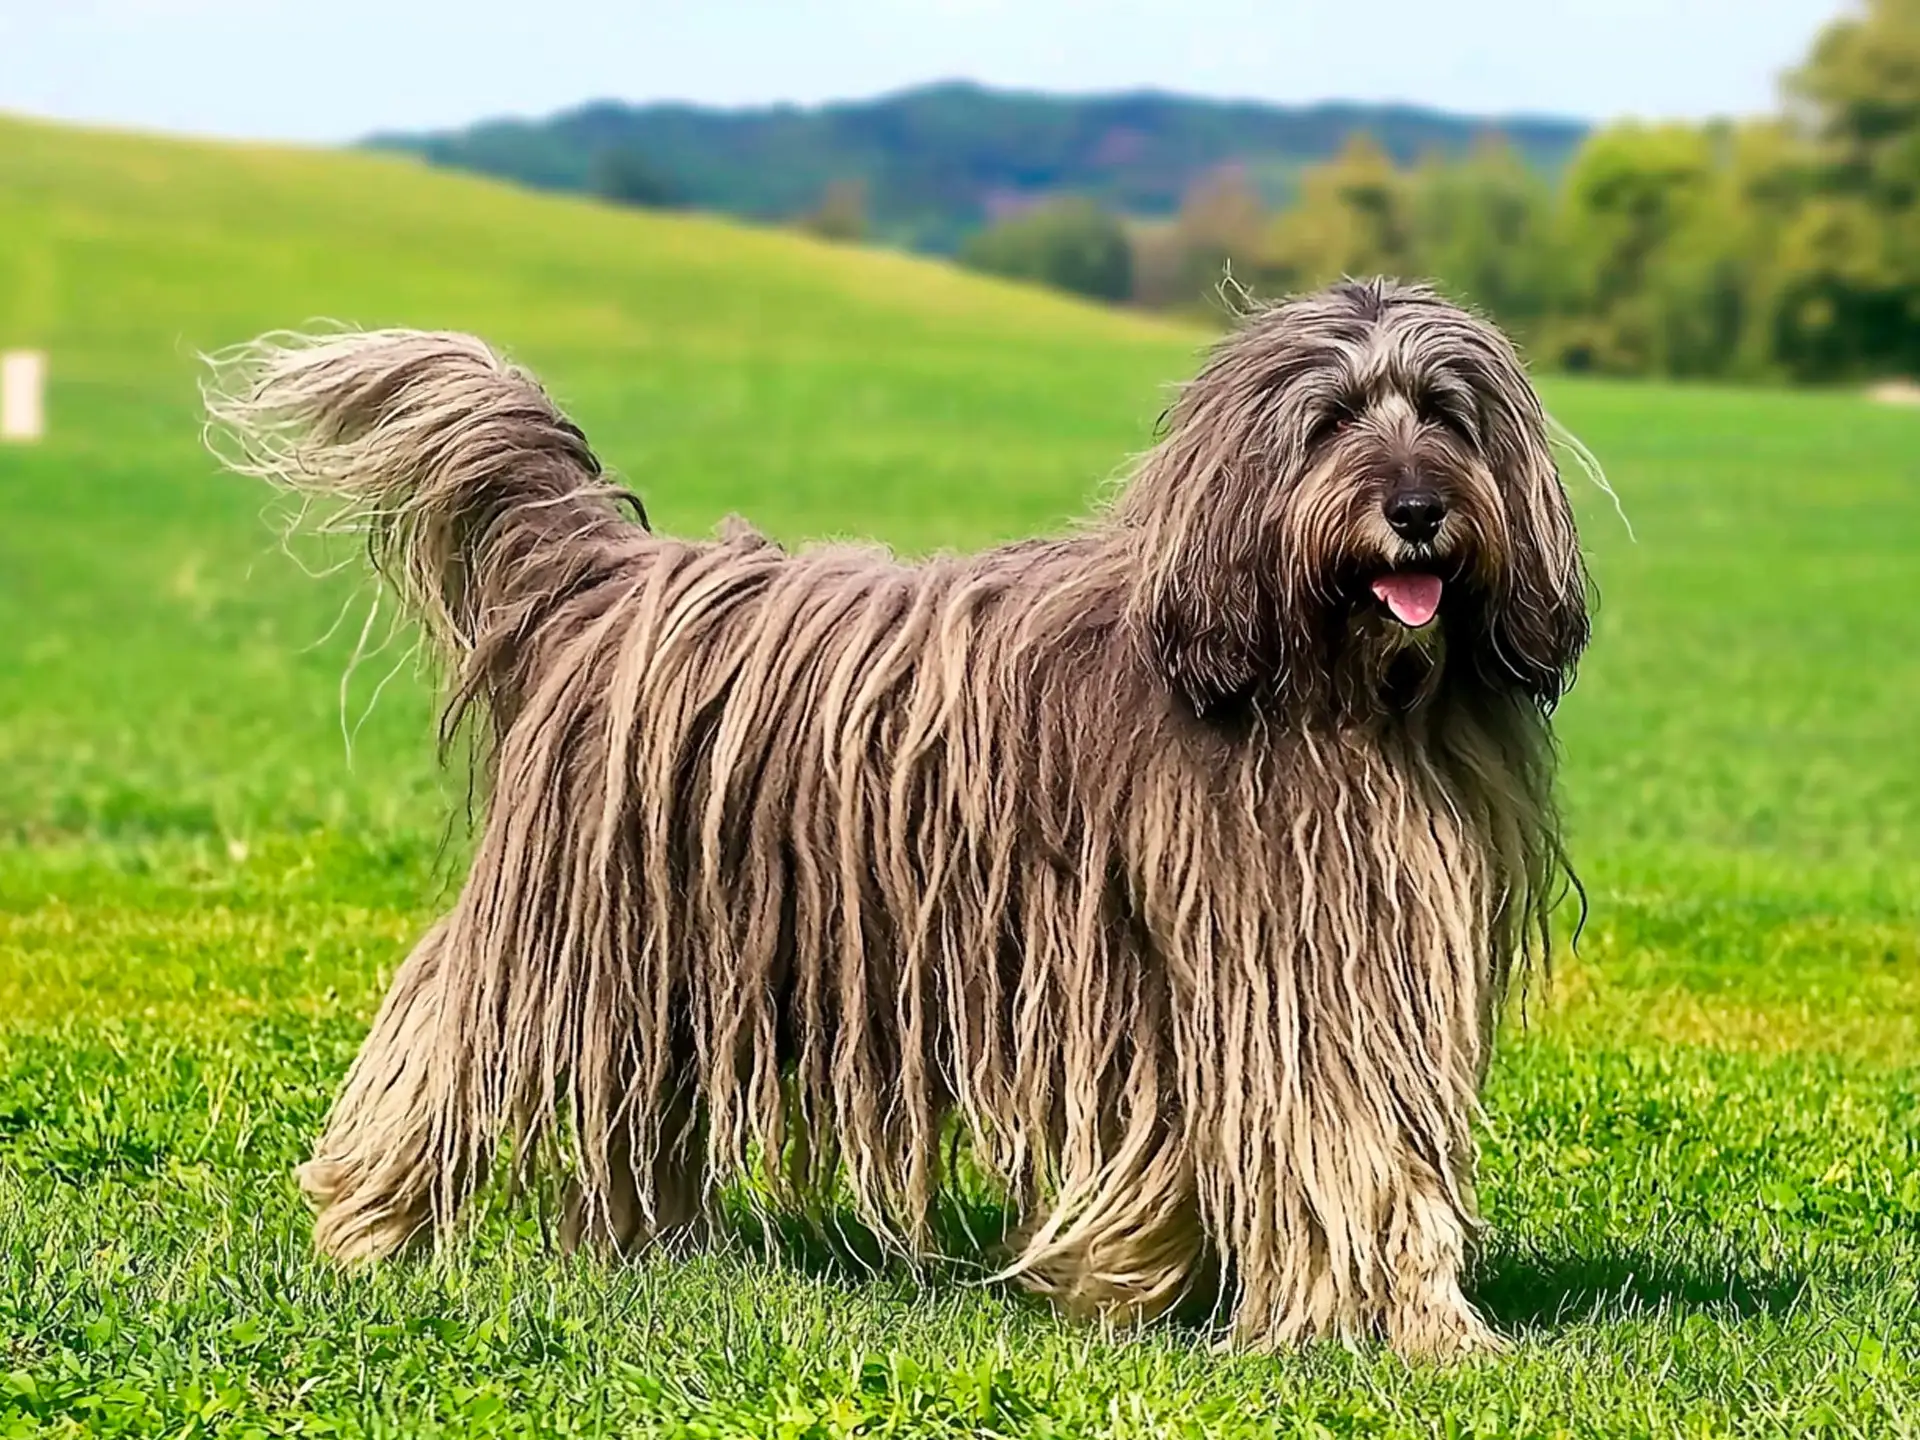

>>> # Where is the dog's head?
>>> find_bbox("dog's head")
[1123,278,1590,719]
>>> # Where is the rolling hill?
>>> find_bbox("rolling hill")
[370,80,1590,251]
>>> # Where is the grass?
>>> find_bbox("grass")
[2,112,1919,1437]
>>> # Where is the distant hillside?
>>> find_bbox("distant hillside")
[369,81,1588,253]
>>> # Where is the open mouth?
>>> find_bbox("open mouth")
[1370,571,1444,628]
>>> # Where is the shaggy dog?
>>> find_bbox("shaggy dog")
[206,278,1590,1358]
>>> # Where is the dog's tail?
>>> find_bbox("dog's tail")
[203,328,642,724]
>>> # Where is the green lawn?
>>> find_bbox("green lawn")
[2,114,1918,1438]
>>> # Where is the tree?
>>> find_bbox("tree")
[1548,124,1723,374]
[1172,164,1271,302]
[1125,218,1191,309]
[1778,0,1920,375]
[1767,194,1902,378]
[1790,0,1920,209]
[800,179,869,243]
[1265,135,1417,292]
[1409,137,1561,345]
[590,145,682,209]
[1714,121,1816,378]
[960,197,1133,302]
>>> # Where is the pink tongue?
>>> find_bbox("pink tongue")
[1371,572,1443,628]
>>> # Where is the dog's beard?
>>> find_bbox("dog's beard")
[1312,583,1454,716]
[1345,602,1451,712]
[1298,536,1477,717]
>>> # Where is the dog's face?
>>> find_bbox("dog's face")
[1124,279,1590,718]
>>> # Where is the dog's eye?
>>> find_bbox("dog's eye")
[1416,393,1475,444]
[1308,403,1358,448]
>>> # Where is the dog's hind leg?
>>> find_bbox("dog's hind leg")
[298,922,462,1262]
[560,1090,711,1258]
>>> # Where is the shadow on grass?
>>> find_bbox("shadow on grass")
[721,1193,1019,1288]
[721,1197,1240,1338]
[702,1195,1811,1339]
[1473,1244,1809,1329]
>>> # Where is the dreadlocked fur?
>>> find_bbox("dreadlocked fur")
[204,279,1590,1358]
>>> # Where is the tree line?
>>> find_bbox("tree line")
[956,0,1920,382]
[393,85,1583,255]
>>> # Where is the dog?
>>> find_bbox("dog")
[205,278,1590,1357]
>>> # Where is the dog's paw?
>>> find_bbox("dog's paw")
[294,1157,345,1212]
[296,1157,432,1263]
[1388,1300,1509,1362]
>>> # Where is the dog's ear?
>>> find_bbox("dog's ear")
[1124,432,1287,716]
[1485,422,1591,707]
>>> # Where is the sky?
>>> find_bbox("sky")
[0,0,1847,142]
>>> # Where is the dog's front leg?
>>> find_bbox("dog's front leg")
[1379,1153,1505,1359]
[1009,1140,1212,1329]
[1221,1107,1500,1357]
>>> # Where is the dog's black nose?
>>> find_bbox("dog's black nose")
[1385,490,1447,544]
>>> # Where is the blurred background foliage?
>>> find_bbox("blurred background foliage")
[990,0,1920,380]
[384,0,1920,383]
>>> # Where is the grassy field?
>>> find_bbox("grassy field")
[2,113,1918,1438]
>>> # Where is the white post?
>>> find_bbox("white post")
[2,351,46,442]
